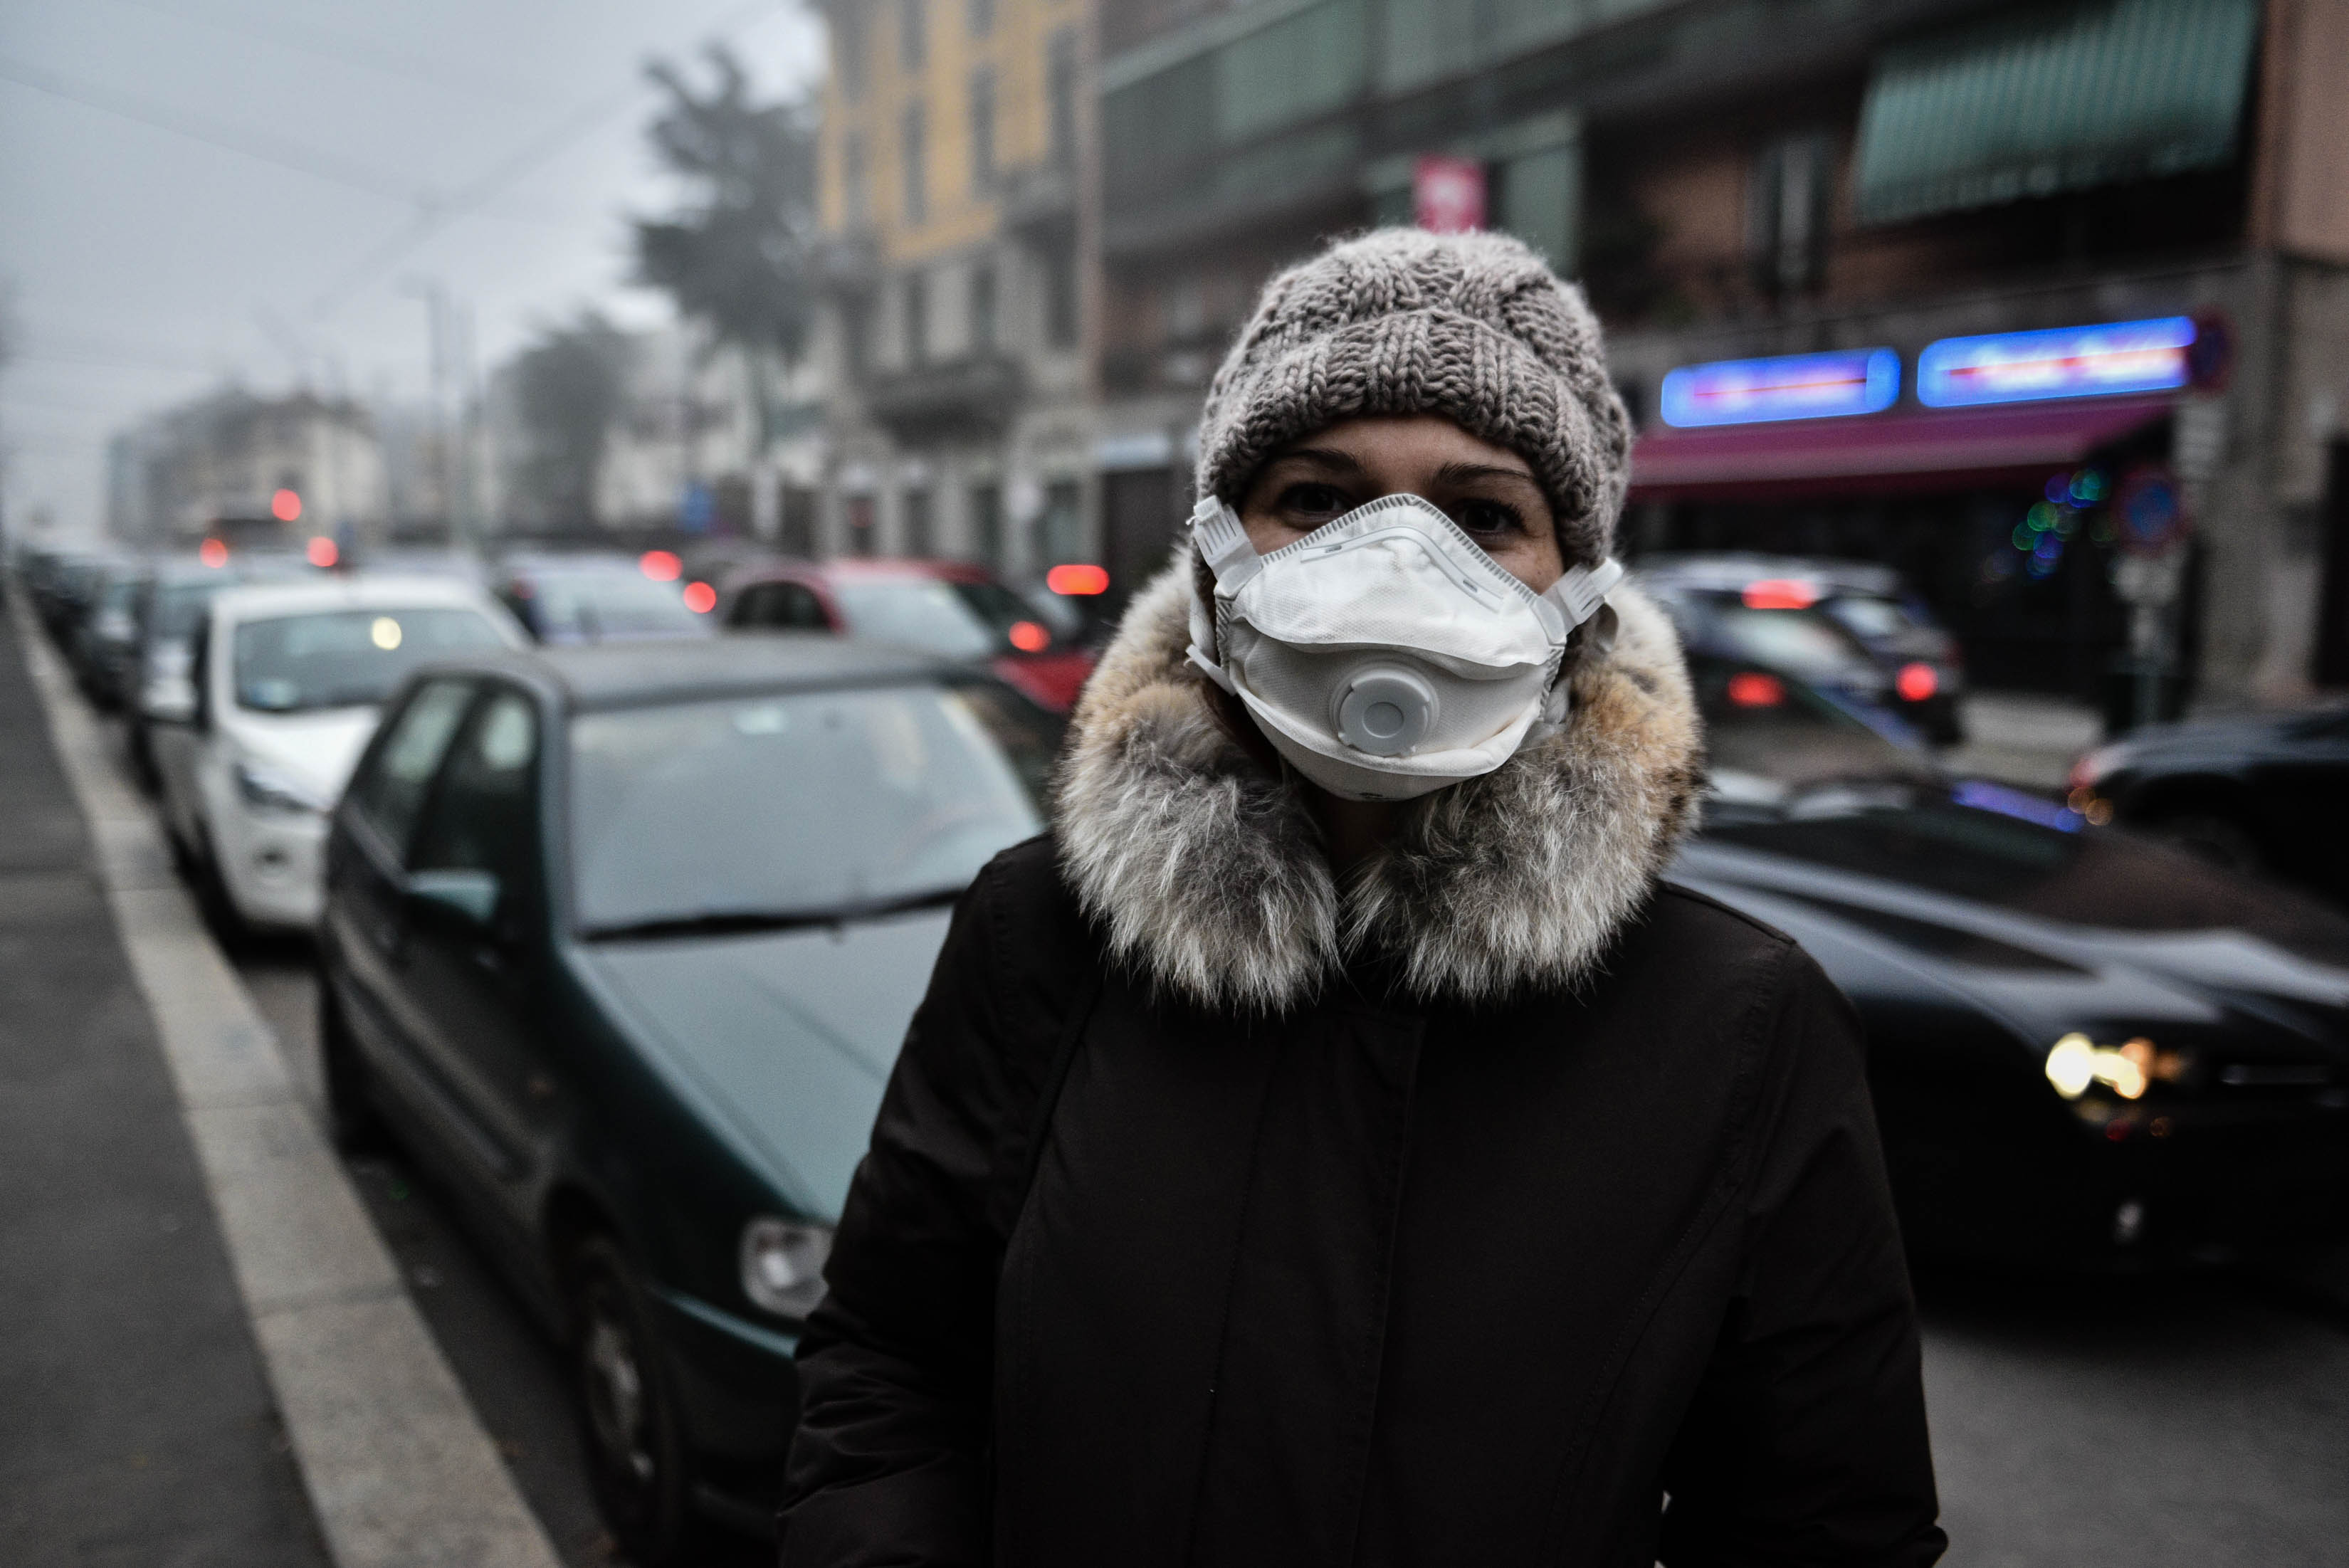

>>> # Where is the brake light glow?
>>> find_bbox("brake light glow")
[1741,579,1819,611]
[1726,672,1785,707]
[306,536,339,569]
[639,549,682,582]
[682,581,717,614]
[1008,619,1051,652]
[1896,661,1938,702]
[199,538,230,568]
[1046,563,1110,596]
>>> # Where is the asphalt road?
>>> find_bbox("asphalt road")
[66,704,2349,1567]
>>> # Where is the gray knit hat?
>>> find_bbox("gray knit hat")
[1194,228,1632,567]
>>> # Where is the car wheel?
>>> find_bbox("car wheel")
[2148,811,2264,876]
[318,984,387,1157]
[569,1235,702,1565]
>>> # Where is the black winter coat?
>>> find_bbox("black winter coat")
[781,566,1944,1567]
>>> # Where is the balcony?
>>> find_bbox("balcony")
[862,354,1028,440]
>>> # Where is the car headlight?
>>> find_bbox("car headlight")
[2044,1033,2187,1101]
[740,1217,832,1319]
[234,761,329,816]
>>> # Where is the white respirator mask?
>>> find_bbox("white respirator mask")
[1184,492,1624,802]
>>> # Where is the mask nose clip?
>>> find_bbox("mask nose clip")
[1334,665,1439,757]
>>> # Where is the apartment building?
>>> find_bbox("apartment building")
[812,0,1097,585]
[1093,0,2349,706]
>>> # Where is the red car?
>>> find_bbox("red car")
[718,559,1097,712]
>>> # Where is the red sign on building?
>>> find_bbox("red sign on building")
[1413,155,1486,234]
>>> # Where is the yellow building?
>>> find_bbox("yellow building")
[811,0,1095,574]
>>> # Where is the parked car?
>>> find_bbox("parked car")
[127,553,311,789]
[38,547,132,646]
[315,638,1062,1558]
[1639,554,1967,742]
[1676,651,2349,1263]
[493,552,715,644]
[2067,704,2349,903]
[720,557,1097,712]
[149,576,526,932]
[70,557,151,710]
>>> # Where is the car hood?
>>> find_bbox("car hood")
[575,907,952,1219]
[1675,801,2349,1068]
[227,707,381,803]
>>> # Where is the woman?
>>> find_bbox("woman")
[781,230,1945,1567]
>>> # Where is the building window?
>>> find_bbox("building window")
[968,67,997,191]
[901,100,927,224]
[899,0,927,71]
[836,5,869,100]
[1749,132,1834,298]
[1035,478,1084,565]
[1047,26,1078,169]
[1042,239,1079,350]
[781,486,819,557]
[967,0,994,38]
[968,263,997,354]
[844,132,869,223]
[902,487,933,557]
[903,271,930,364]
[846,493,877,557]
[841,298,873,377]
[967,482,1002,567]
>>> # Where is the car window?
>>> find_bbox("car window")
[829,577,1058,658]
[569,682,1049,933]
[535,573,705,638]
[1694,601,1875,682]
[734,580,832,631]
[232,606,509,712]
[349,680,477,853]
[1821,594,1914,640]
[409,689,542,899]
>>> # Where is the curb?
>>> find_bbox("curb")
[14,601,564,1568]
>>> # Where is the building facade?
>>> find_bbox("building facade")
[1091,0,2349,707]
[107,389,388,549]
[811,0,1098,589]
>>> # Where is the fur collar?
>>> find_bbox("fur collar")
[1052,554,1706,1012]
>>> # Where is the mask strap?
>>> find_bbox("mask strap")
[1535,557,1625,643]
[1184,498,1256,693]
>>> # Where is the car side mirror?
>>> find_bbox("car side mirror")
[408,868,500,928]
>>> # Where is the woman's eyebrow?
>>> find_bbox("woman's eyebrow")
[1269,447,1365,475]
[1431,461,1542,488]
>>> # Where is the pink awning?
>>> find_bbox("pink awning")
[1627,396,2173,502]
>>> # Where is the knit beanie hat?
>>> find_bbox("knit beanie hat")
[1193,228,1633,567]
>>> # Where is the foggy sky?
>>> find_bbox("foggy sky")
[0,0,824,539]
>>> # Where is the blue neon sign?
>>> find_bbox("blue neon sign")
[1916,317,2195,407]
[1659,348,1900,428]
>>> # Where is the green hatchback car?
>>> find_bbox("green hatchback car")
[316,637,1061,1560]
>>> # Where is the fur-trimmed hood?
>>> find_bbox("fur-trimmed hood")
[1052,557,1706,1013]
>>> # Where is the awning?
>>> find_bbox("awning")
[1628,397,2172,503]
[1852,0,2259,226]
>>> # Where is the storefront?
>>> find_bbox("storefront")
[1627,321,2212,705]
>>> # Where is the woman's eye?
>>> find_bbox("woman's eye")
[1279,483,1349,520]
[1456,500,1523,537]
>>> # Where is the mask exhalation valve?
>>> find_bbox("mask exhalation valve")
[1335,666,1439,757]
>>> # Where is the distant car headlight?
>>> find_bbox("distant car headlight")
[2045,1033,2187,1101]
[740,1217,832,1319]
[234,761,329,816]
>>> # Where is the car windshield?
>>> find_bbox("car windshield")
[1689,653,1932,791]
[1688,599,1875,682]
[829,577,1056,658]
[532,572,705,638]
[1819,594,1920,641]
[232,607,508,712]
[154,580,225,639]
[569,682,1056,935]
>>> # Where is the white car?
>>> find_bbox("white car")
[149,575,527,930]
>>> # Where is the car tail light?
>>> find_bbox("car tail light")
[1008,619,1051,652]
[639,549,681,582]
[1740,579,1818,610]
[1725,671,1785,707]
[682,581,717,614]
[1046,563,1109,596]
[1896,661,1938,702]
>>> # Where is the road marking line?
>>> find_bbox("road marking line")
[14,602,564,1568]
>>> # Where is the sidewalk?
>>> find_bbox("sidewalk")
[0,596,331,1564]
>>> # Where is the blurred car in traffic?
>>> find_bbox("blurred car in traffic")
[69,557,150,710]
[1676,651,2349,1263]
[150,576,526,932]
[315,638,1061,1559]
[127,552,310,789]
[2068,705,2349,903]
[36,547,132,646]
[1639,554,1966,743]
[493,552,716,644]
[720,557,1097,712]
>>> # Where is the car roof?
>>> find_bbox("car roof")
[414,634,960,712]
[731,556,994,588]
[207,574,505,621]
[1633,553,1905,596]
